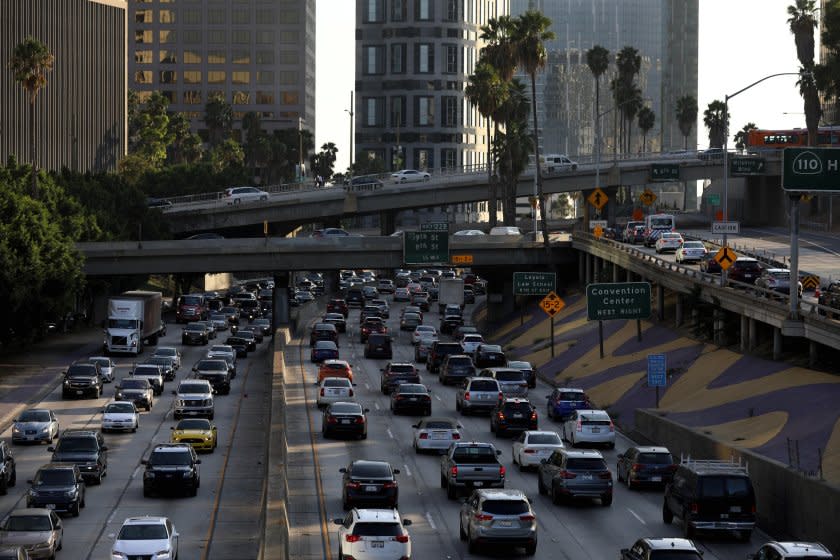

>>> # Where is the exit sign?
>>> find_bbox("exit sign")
[404,231,448,265]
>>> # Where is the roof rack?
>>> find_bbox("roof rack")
[679,454,749,475]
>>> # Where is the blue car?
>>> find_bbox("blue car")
[311,340,339,363]
[546,387,591,421]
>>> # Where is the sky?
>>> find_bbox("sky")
[316,0,810,172]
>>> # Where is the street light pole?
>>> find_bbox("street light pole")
[345,91,355,183]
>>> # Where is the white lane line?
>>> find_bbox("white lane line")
[365,383,371,390]
[107,512,115,525]
[374,402,381,410]
[386,428,394,439]
[131,466,142,480]
[425,511,437,530]
[434,394,442,402]
[403,464,412,477]
[627,507,646,525]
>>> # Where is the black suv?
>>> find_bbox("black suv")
[310,323,339,347]
[62,363,103,399]
[142,443,201,497]
[192,359,232,395]
[364,333,392,359]
[26,463,86,516]
[345,287,365,308]
[426,342,463,374]
[662,457,756,541]
[0,441,17,495]
[48,430,108,485]
[439,354,476,386]
[490,398,538,437]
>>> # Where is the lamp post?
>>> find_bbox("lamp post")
[297,117,305,182]
[345,91,355,184]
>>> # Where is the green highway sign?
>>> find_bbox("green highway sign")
[783,147,840,192]
[420,222,448,232]
[513,272,556,296]
[729,156,766,175]
[650,164,680,182]
[706,193,720,206]
[586,282,651,321]
[404,231,449,265]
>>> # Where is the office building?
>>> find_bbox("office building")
[128,0,315,139]
[821,0,838,125]
[1,0,127,172]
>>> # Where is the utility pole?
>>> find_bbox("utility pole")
[346,91,355,182]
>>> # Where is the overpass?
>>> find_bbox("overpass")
[159,152,781,235]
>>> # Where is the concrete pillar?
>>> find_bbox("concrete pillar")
[379,211,396,236]
[612,263,620,283]
[626,268,633,282]
[593,257,601,282]
[773,327,783,361]
[606,186,618,226]
[748,318,757,351]
[657,284,665,321]
[578,252,585,285]
[675,295,683,327]
[740,315,749,352]
[272,272,291,328]
[809,340,818,368]
[714,310,726,345]
[323,271,339,296]
[585,253,592,286]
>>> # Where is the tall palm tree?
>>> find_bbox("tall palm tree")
[637,106,656,153]
[675,95,698,150]
[614,46,642,153]
[733,122,757,152]
[204,93,233,146]
[788,0,821,145]
[585,45,610,155]
[9,36,54,195]
[466,61,508,227]
[493,80,531,225]
[703,100,729,148]
[513,9,555,250]
[480,16,518,81]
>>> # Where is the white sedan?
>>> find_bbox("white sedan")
[412,417,462,454]
[112,516,178,560]
[655,232,684,254]
[101,401,140,433]
[562,409,616,448]
[512,430,565,470]
[675,240,708,264]
[317,377,355,407]
[89,356,115,382]
[460,333,484,355]
[391,169,431,183]
[453,229,486,236]
[412,325,437,345]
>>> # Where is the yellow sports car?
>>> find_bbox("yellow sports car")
[170,418,217,452]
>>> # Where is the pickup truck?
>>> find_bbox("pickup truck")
[440,442,505,500]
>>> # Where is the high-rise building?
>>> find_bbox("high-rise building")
[354,0,510,173]
[820,0,838,125]
[128,0,315,139]
[511,0,699,157]
[1,0,127,172]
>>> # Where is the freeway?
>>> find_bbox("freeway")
[286,295,771,559]
[0,322,273,559]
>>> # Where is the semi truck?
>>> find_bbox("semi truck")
[437,277,465,314]
[104,291,164,355]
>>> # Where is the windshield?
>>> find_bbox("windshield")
[156,348,176,357]
[179,383,209,393]
[121,379,149,389]
[699,476,752,498]
[448,357,473,367]
[5,515,52,532]
[638,453,674,465]
[396,384,426,394]
[133,367,159,376]
[19,410,50,422]
[91,358,110,367]
[324,379,351,387]
[649,217,673,228]
[35,469,75,486]
[118,524,168,540]
[67,365,97,377]
[56,437,97,453]
[210,346,232,353]
[330,403,361,414]
[185,324,204,332]
[529,433,562,445]
[210,314,227,321]
[197,361,227,371]
[566,458,607,470]
[179,296,203,306]
[470,380,499,391]
[108,318,139,329]
[423,421,456,430]
[452,446,498,463]
[105,403,135,414]
[149,451,193,466]
[683,241,705,249]
[649,553,704,560]
[177,419,210,430]
[351,463,392,478]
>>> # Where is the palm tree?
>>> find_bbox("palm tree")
[788,0,821,145]
[614,46,642,153]
[703,100,729,148]
[8,36,54,195]
[466,61,508,227]
[585,45,610,155]
[637,107,656,153]
[513,9,555,250]
[480,16,518,81]
[204,93,233,146]
[733,122,757,152]
[493,80,531,225]
[676,95,698,150]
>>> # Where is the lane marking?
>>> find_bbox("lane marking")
[386,428,394,439]
[365,383,370,390]
[627,507,646,525]
[425,511,437,530]
[434,394,442,402]
[374,402,381,410]
[131,466,141,480]
[403,464,412,477]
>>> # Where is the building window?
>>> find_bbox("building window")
[442,148,457,169]
[445,0,458,21]
[183,71,201,84]
[183,50,201,64]
[182,9,201,24]
[183,30,201,44]
[278,10,298,23]
[232,50,250,64]
[278,52,297,65]
[232,9,249,24]
[257,31,276,44]
[208,9,225,24]
[443,96,458,127]
[414,148,433,169]
[256,51,275,65]
[208,71,226,84]
[391,0,406,21]
[365,97,385,127]
[415,44,433,73]
[256,71,273,84]
[159,30,177,43]
[161,91,176,103]
[231,71,250,85]
[159,10,175,23]
[390,96,406,128]
[279,71,298,84]
[416,96,434,126]
[183,90,202,105]
[232,30,250,44]
[364,0,384,22]
[134,50,152,64]
[134,30,152,44]
[135,10,152,23]
[159,50,177,64]
[257,91,274,105]
[233,91,251,105]
[390,44,405,74]
[415,0,432,21]
[279,31,298,43]
[208,51,226,64]
[364,45,385,75]
[133,70,152,84]
[444,44,458,73]
[208,30,226,44]
[282,91,300,104]
[257,9,276,23]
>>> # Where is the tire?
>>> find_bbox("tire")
[537,473,547,495]
[0,477,8,496]
[143,487,151,498]
[683,515,694,538]
[525,542,537,556]
[626,474,633,490]
[441,474,448,489]
[601,493,612,507]
[517,455,525,472]
[189,484,198,497]
[662,501,674,524]
[459,519,467,541]
[551,483,561,505]
[71,500,80,517]
[9,470,15,487]
[446,482,457,500]
[455,399,461,412]
[468,531,478,554]
[361,431,367,440]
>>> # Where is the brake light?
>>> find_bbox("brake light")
[498,392,504,401]
[320,388,325,396]
[355,416,365,424]
[327,416,338,424]
[394,534,409,543]
[497,412,505,421]
[599,471,612,479]
[632,463,642,472]
[464,392,470,401]
[382,481,397,489]
[751,504,756,513]
[576,419,582,432]
[609,420,615,433]
[559,470,577,479]
[690,502,699,514]
[499,465,506,478]
[452,432,461,439]
[418,433,429,439]
[346,534,361,543]
[530,411,538,421]
[519,514,535,521]
[474,513,493,521]
[346,481,361,489]
[348,389,354,397]
[524,449,536,454]
[450,466,458,478]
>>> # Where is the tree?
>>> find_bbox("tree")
[676,95,698,150]
[208,139,245,174]
[492,80,531,225]
[125,91,173,172]
[637,106,656,153]
[8,36,55,195]
[703,100,729,148]
[513,9,555,252]
[479,16,518,81]
[585,45,610,154]
[310,142,339,182]
[204,94,233,146]
[788,0,821,145]
[613,46,643,153]
[734,122,757,151]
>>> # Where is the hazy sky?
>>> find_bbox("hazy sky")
[316,0,809,172]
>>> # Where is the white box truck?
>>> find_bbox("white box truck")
[104,291,164,355]
[438,278,465,313]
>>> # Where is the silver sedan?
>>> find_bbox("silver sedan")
[12,408,59,444]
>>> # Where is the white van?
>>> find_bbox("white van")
[489,226,522,236]
[645,213,675,232]
[543,154,578,173]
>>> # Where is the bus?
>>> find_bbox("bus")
[746,126,840,151]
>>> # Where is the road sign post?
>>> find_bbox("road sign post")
[404,231,449,265]
[647,353,667,407]
[539,291,565,357]
[513,272,556,296]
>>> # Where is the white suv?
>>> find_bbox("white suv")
[333,509,412,560]
[224,186,268,204]
[749,542,834,559]
[562,409,616,449]
[112,516,179,560]
[173,379,214,420]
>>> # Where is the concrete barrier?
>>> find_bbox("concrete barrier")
[635,409,840,555]
[264,327,291,560]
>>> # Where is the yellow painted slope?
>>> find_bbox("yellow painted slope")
[698,412,788,448]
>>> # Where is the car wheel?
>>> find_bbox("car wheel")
[446,481,457,500]
[682,514,694,538]
[71,500,80,517]
[662,501,674,524]
[143,487,151,498]
[8,470,15,487]
[537,473,547,495]
[0,477,7,495]
[459,519,467,541]
[525,542,537,556]
[601,493,612,507]
[551,482,561,505]
[517,455,525,472]
[455,399,461,411]
[467,528,479,554]
[190,484,198,497]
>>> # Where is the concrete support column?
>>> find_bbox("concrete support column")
[585,253,592,286]
[748,318,757,351]
[578,252,586,285]
[809,340,818,368]
[675,295,683,327]
[483,269,516,326]
[714,310,726,346]
[272,272,291,328]
[322,271,339,296]
[593,257,601,282]
[740,314,749,352]
[657,284,665,321]
[626,269,633,282]
[612,263,620,283]
[773,328,783,361]
[379,211,396,236]
[605,186,618,226]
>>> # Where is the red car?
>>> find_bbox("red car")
[360,317,388,343]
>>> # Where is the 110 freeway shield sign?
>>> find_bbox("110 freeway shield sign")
[783,147,840,192]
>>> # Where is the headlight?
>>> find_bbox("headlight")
[63,379,71,386]
[112,551,128,559]
[12,427,20,434]
[33,541,52,550]
[182,471,193,478]
[153,550,172,560]
[115,392,123,399]
[65,489,77,497]
[144,471,154,479]
[28,489,37,497]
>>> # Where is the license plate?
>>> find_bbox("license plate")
[371,541,384,548]
[365,485,378,492]
[46,504,55,509]
[513,413,523,418]
[187,411,199,415]
[432,433,446,439]
[341,419,351,424]
[730,506,741,513]
[76,390,84,395]
[721,513,729,519]
[651,476,662,482]
[582,474,593,480]
[409,397,417,401]
[498,521,512,527]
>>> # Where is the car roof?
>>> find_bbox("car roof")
[576,409,611,417]
[767,542,832,556]
[151,443,193,453]
[8,508,53,517]
[561,449,604,458]
[122,515,170,525]
[417,417,459,426]
[352,508,402,522]
[643,538,700,552]
[473,488,528,501]
[321,359,350,366]
[506,360,531,367]
[555,387,585,393]
[633,446,671,454]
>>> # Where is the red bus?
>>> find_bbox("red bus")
[746,126,840,151]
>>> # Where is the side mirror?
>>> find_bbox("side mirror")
[141,459,148,465]
[47,446,55,452]
[101,446,108,451]
[496,449,502,456]
[196,459,201,464]
[171,390,177,395]
[393,469,400,475]
[339,467,347,473]
[544,395,550,399]
[411,423,419,429]
[457,425,463,429]
[170,427,175,430]
[26,479,33,485]
[402,519,412,526]
[621,549,629,556]
[380,369,385,373]
[363,408,370,413]
[333,518,344,525]
[115,385,121,390]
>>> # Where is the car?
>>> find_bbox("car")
[225,336,249,357]
[460,333,484,355]
[153,346,182,370]
[0,442,16,495]
[507,360,537,389]
[251,317,272,335]
[561,409,615,448]
[473,344,507,368]
[48,430,108,485]
[393,287,411,301]
[311,340,339,363]
[755,268,803,297]
[675,240,709,264]
[173,379,214,420]
[192,359,231,395]
[147,197,173,208]
[621,538,704,560]
[347,175,384,189]
[322,312,347,333]
[193,320,216,339]
[312,227,352,237]
[208,312,229,333]
[238,300,263,322]
[700,255,723,274]
[129,364,164,395]
[12,409,59,445]
[340,460,400,510]
[537,448,613,506]
[142,443,201,497]
[463,285,476,304]
[818,280,840,316]
[747,542,834,559]
[345,287,366,308]
[616,446,676,489]
[333,508,412,560]
[490,398,538,437]
[655,232,684,253]
[362,286,379,300]
[112,516,179,560]
[360,317,388,342]
[459,488,537,555]
[544,153,578,173]
[88,356,115,382]
[317,377,356,408]
[322,401,369,439]
[218,306,241,325]
[412,325,437,345]
[61,363,102,399]
[206,345,237,372]
[364,333,393,359]
[25,463,85,516]
[400,312,423,332]
[392,169,431,183]
[454,324,480,339]
[0,544,28,559]
[236,329,258,351]
[182,322,209,345]
[663,456,756,540]
[318,359,354,383]
[411,293,431,312]
[643,228,665,248]
[478,368,528,398]
[412,417,462,454]
[414,333,438,362]
[0,509,63,559]
[115,377,154,411]
[370,298,390,318]
[376,279,395,294]
[101,401,140,433]
[310,323,339,346]
[489,226,522,236]
[511,430,564,471]
[545,387,591,421]
[359,305,383,324]
[453,229,486,236]
[144,355,177,381]
[621,221,645,243]
[380,363,420,394]
[401,304,423,321]
[456,377,503,415]
[390,383,432,416]
[439,354,476,386]
[699,147,725,160]
[170,418,218,453]
[728,257,763,285]
[224,186,269,204]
